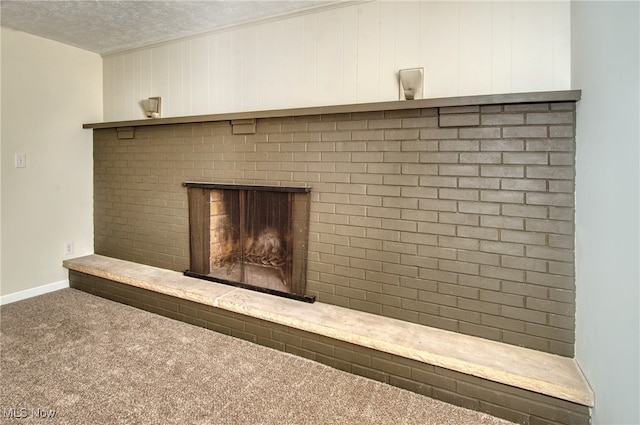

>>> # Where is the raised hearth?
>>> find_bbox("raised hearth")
[64,254,593,425]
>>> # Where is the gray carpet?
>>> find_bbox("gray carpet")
[0,288,515,425]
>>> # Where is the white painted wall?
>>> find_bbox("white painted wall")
[103,0,571,121]
[0,27,102,299]
[572,2,640,424]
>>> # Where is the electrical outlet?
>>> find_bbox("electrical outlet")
[64,241,74,256]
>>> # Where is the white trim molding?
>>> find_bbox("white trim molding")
[0,280,70,306]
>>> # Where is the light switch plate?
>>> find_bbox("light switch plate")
[15,153,26,168]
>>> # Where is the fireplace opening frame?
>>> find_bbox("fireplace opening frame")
[183,182,314,303]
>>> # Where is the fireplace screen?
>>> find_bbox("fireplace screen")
[183,182,313,302]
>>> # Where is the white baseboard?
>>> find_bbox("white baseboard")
[0,280,70,306]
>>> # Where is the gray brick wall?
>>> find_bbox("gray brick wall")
[93,101,577,356]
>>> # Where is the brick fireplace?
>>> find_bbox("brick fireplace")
[92,91,578,357]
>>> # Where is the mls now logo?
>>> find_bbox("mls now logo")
[2,407,57,419]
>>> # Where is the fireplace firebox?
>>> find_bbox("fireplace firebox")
[183,182,313,302]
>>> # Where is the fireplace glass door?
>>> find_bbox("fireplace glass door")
[184,182,313,302]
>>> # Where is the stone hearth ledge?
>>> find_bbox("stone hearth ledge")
[63,254,593,408]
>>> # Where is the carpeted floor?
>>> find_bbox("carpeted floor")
[0,288,515,425]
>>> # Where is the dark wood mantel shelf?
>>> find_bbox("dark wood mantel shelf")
[83,90,582,130]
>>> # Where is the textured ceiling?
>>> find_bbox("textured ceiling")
[1,0,341,55]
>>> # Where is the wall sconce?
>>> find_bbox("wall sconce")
[141,97,162,118]
[398,68,424,100]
